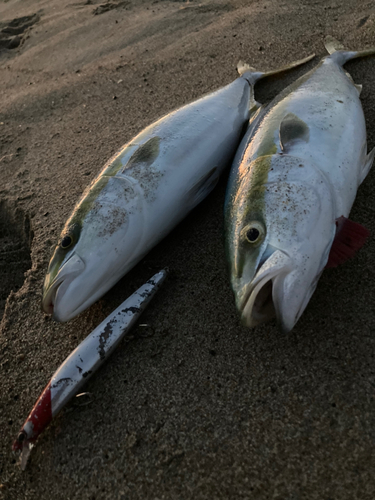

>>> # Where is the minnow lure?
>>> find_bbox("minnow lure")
[13,270,167,469]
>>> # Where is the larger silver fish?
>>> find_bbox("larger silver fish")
[225,38,375,332]
[42,55,313,321]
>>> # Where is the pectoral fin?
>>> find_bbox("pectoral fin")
[125,136,160,170]
[326,216,369,268]
[279,113,310,153]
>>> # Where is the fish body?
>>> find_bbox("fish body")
[13,270,167,469]
[225,39,375,332]
[42,55,314,322]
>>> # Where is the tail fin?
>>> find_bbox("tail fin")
[237,53,315,84]
[324,36,375,66]
[237,53,315,111]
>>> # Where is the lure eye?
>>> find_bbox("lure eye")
[60,235,73,249]
[17,431,26,443]
[243,221,265,246]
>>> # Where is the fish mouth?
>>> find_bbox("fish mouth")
[43,282,61,315]
[238,249,293,329]
[42,253,85,318]
[241,276,275,327]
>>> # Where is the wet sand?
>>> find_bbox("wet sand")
[1,0,375,498]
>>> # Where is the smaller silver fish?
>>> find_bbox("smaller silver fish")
[13,270,167,470]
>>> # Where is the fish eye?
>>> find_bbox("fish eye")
[247,227,259,242]
[60,235,73,249]
[243,221,265,245]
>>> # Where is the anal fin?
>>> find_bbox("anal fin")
[326,216,369,268]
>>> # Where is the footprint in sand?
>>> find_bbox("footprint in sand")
[0,201,33,319]
[92,1,129,15]
[0,13,40,52]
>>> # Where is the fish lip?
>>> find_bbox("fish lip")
[42,274,63,315]
[276,271,323,333]
[42,253,85,316]
[238,249,292,328]
[42,279,63,315]
[51,284,86,322]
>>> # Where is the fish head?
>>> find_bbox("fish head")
[225,154,336,332]
[42,175,143,322]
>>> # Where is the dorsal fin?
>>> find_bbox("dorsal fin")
[237,60,257,76]
[279,113,310,152]
[326,216,369,268]
[324,36,345,54]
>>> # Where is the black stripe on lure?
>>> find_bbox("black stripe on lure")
[13,269,167,470]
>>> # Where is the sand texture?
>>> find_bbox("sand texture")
[1,0,375,498]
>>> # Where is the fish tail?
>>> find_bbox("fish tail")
[324,36,375,65]
[237,53,315,111]
[237,53,315,86]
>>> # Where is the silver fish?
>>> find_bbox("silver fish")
[225,37,375,332]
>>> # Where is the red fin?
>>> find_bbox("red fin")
[326,216,369,268]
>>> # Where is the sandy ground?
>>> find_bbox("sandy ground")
[1,0,375,498]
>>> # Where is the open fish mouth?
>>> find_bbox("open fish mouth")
[241,275,275,327]
[42,253,85,316]
[42,277,63,315]
[238,249,293,328]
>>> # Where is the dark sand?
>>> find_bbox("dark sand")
[1,1,375,498]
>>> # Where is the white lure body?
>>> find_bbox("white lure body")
[14,270,166,469]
